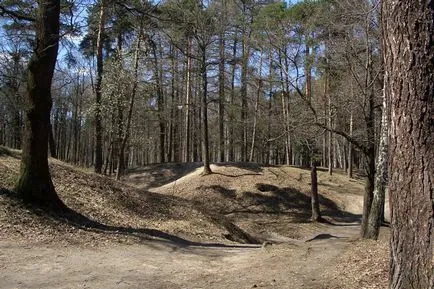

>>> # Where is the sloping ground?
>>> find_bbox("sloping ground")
[124,162,390,288]
[0,149,254,246]
[1,149,389,289]
[143,163,365,241]
[325,228,389,289]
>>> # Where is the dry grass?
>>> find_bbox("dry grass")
[325,228,389,289]
[144,163,365,241]
[1,150,389,287]
[0,154,247,246]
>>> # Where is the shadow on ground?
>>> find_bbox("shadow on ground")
[199,184,361,224]
[0,188,259,248]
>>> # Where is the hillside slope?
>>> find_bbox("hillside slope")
[0,149,253,245]
[1,149,389,288]
[129,163,365,241]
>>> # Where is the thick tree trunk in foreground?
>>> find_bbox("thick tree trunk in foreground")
[15,0,62,205]
[383,1,433,288]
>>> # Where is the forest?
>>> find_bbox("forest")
[0,0,432,288]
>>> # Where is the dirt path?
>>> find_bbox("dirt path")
[0,222,359,289]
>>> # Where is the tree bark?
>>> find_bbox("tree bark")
[240,27,249,162]
[366,94,388,240]
[228,37,237,162]
[348,108,353,178]
[184,38,192,163]
[200,47,211,175]
[218,33,225,163]
[15,0,62,205]
[383,1,433,288]
[150,38,165,164]
[94,0,105,174]
[310,162,322,222]
[326,74,333,176]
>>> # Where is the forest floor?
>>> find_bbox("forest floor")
[0,147,389,289]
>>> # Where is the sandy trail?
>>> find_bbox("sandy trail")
[0,221,360,289]
[0,163,369,288]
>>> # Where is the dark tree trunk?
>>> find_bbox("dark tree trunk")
[13,111,21,149]
[348,109,353,178]
[310,162,322,222]
[218,33,225,163]
[15,0,62,205]
[361,86,377,238]
[184,38,192,163]
[240,22,250,163]
[360,146,375,238]
[94,0,105,174]
[366,95,388,240]
[49,122,57,158]
[383,1,433,288]
[150,39,165,163]
[200,48,211,175]
[228,37,237,162]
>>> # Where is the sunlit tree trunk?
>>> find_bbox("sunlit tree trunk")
[366,93,387,239]
[383,1,433,287]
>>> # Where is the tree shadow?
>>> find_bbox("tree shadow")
[205,184,361,224]
[203,185,237,199]
[0,188,260,248]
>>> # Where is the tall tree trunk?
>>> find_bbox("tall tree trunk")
[240,27,249,162]
[383,1,433,288]
[94,0,105,174]
[360,91,376,238]
[200,48,211,175]
[228,37,237,162]
[184,38,192,163]
[151,39,165,163]
[326,73,333,175]
[266,50,273,165]
[218,33,225,163]
[249,50,263,162]
[15,0,62,205]
[116,27,142,180]
[348,108,353,178]
[310,161,322,222]
[366,93,388,239]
